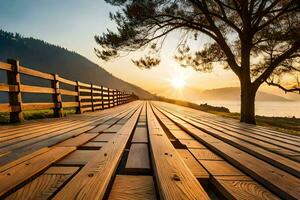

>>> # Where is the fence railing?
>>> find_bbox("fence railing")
[0,59,138,122]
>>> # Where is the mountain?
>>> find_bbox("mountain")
[200,87,290,101]
[0,30,154,100]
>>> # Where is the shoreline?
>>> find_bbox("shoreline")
[157,97,300,135]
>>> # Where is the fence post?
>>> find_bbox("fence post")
[117,90,119,106]
[101,86,104,110]
[52,74,63,117]
[91,84,94,112]
[113,89,116,107]
[121,92,124,104]
[108,88,111,108]
[111,89,114,107]
[7,59,23,122]
[76,81,82,114]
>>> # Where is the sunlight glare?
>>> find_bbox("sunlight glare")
[171,76,186,89]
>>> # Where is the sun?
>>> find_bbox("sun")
[171,76,186,89]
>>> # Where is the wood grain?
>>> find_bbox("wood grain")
[92,133,116,142]
[147,103,210,200]
[0,147,75,197]
[125,143,151,174]
[56,150,99,166]
[212,176,280,200]
[154,102,300,200]
[176,149,209,179]
[189,149,223,160]
[179,139,207,149]
[6,166,79,200]
[52,105,142,200]
[108,175,157,200]
[55,133,98,147]
[131,127,148,143]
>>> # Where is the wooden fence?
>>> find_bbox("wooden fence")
[0,59,138,122]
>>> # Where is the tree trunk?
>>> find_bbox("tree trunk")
[240,83,257,124]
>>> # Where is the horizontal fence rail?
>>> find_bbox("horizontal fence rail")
[0,59,138,122]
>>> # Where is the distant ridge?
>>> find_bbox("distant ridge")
[0,30,154,99]
[200,87,290,101]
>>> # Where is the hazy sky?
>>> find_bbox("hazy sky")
[0,0,292,98]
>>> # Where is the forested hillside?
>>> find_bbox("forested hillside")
[0,30,153,100]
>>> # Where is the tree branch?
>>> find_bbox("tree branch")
[253,42,300,88]
[265,80,300,93]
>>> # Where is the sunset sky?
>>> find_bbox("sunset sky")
[0,0,297,100]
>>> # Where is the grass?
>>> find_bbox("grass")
[157,96,300,136]
[0,109,76,124]
[210,111,300,136]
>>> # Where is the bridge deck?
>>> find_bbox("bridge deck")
[0,101,299,199]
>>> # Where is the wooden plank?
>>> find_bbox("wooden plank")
[52,104,142,200]
[92,90,102,94]
[93,96,102,100]
[79,95,92,100]
[131,127,148,143]
[92,84,102,90]
[176,149,209,179]
[45,166,79,174]
[0,61,12,71]
[20,85,55,94]
[161,102,300,146]
[79,88,91,93]
[0,147,75,197]
[80,141,107,150]
[78,82,91,88]
[103,124,124,133]
[156,103,300,178]
[199,117,300,149]
[55,133,98,147]
[147,103,210,200]
[200,160,244,176]
[190,117,300,155]
[0,83,18,92]
[92,133,116,142]
[189,149,223,160]
[0,148,50,173]
[86,107,136,133]
[62,101,79,108]
[212,176,280,200]
[0,121,80,148]
[60,88,77,96]
[0,120,78,143]
[0,125,95,165]
[57,150,98,165]
[213,118,300,142]
[22,102,56,111]
[164,123,181,130]
[57,76,76,86]
[125,143,151,174]
[0,103,13,112]
[137,121,147,127]
[81,102,92,106]
[155,105,280,199]
[169,129,193,140]
[154,102,300,200]
[179,139,207,149]
[19,66,53,80]
[94,106,103,111]
[6,166,79,200]
[108,175,157,200]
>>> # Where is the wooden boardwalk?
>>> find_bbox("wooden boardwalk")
[0,101,299,200]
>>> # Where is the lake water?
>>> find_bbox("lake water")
[196,100,300,118]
